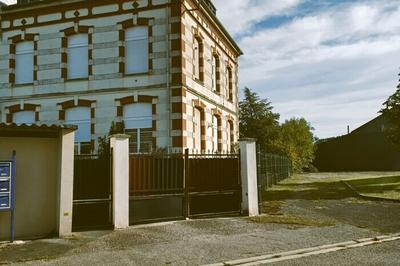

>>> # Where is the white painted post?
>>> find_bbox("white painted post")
[239,139,259,216]
[110,134,130,229]
[57,129,75,237]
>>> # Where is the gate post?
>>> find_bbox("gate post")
[239,139,259,216]
[110,134,130,229]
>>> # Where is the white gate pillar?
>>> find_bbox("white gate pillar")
[110,134,130,229]
[239,139,259,216]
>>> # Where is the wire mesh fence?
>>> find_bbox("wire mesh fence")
[257,152,293,190]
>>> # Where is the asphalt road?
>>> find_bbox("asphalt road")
[1,198,398,265]
[272,239,400,266]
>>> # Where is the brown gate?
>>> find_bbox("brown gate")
[73,155,113,230]
[129,154,185,224]
[186,151,241,218]
[129,150,241,224]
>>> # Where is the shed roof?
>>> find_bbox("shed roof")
[0,123,77,138]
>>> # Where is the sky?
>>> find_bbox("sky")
[214,0,400,138]
[3,0,400,138]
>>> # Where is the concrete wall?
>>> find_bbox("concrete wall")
[0,137,59,240]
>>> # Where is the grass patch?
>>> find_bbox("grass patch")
[246,214,334,227]
[346,176,400,201]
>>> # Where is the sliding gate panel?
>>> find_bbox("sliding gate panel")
[129,155,185,224]
[73,155,112,230]
[187,153,241,217]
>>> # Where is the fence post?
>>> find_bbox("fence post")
[239,139,259,216]
[57,128,75,237]
[110,134,130,229]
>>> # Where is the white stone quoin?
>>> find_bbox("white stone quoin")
[110,134,130,229]
[239,139,259,216]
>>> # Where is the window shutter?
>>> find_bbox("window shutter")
[125,27,149,74]
[68,34,88,79]
[65,107,91,142]
[15,42,34,84]
[13,111,35,125]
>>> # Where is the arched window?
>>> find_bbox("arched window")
[13,111,35,125]
[123,103,152,153]
[125,27,149,74]
[65,107,91,154]
[193,107,202,152]
[212,54,220,93]
[15,42,34,84]
[212,115,219,152]
[68,34,88,79]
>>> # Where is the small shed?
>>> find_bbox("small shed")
[0,123,75,240]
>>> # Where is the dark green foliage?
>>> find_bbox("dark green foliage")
[239,87,315,172]
[239,87,280,152]
[381,71,400,146]
[98,121,124,156]
[275,118,316,172]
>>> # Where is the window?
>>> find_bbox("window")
[125,27,149,74]
[67,34,88,79]
[123,103,152,153]
[227,67,233,101]
[193,37,203,81]
[15,42,34,84]
[226,121,232,152]
[65,107,91,154]
[193,107,202,152]
[212,54,220,93]
[13,111,35,125]
[212,115,219,152]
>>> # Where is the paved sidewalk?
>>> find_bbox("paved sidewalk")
[1,198,399,265]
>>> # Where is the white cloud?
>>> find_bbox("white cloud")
[214,0,400,138]
[213,0,304,35]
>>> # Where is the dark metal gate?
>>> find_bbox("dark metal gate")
[73,155,113,230]
[129,150,241,224]
[186,151,241,218]
[129,154,185,224]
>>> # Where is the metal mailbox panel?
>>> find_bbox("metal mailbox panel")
[0,162,11,178]
[0,194,10,209]
[0,180,10,192]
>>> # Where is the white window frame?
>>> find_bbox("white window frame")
[212,115,219,152]
[123,103,153,154]
[125,27,149,74]
[67,34,88,79]
[15,42,34,84]
[65,107,91,155]
[193,107,202,152]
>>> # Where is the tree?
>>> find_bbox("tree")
[98,121,124,156]
[239,87,280,152]
[275,118,316,172]
[381,71,400,146]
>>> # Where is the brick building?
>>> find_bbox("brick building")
[0,0,242,154]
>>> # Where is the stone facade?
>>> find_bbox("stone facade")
[0,0,242,153]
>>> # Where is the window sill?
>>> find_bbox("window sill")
[12,82,34,87]
[66,77,89,82]
[124,71,151,77]
[194,78,204,86]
